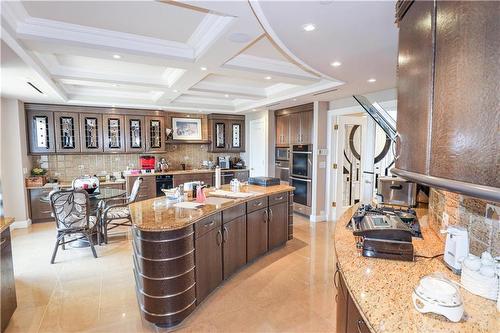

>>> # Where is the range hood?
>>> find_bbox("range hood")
[353,95,397,141]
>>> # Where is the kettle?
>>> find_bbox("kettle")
[441,226,469,274]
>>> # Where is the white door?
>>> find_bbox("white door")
[249,119,266,177]
[331,115,367,219]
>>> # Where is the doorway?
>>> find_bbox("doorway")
[248,118,266,177]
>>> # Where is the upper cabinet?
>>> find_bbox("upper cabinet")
[27,110,55,154]
[208,114,245,153]
[275,104,313,146]
[54,112,81,153]
[145,116,165,153]
[79,113,104,153]
[103,114,125,153]
[124,115,145,153]
[394,0,500,200]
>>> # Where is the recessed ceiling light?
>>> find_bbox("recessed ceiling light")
[264,76,272,80]
[173,89,178,93]
[224,94,229,98]
[112,54,121,59]
[302,23,316,32]
[293,98,297,101]
[112,104,116,107]
[252,109,257,111]
[200,67,207,71]
[367,78,377,83]
[330,61,342,67]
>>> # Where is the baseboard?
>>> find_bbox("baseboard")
[309,215,327,222]
[10,219,32,230]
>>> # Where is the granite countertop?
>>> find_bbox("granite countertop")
[334,204,498,333]
[26,179,126,190]
[129,184,292,232]
[0,217,15,233]
[124,168,249,177]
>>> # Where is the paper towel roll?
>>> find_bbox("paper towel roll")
[215,166,221,189]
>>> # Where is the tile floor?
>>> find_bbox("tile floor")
[6,215,338,333]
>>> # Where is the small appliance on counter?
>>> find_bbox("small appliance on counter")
[441,226,469,274]
[350,204,416,261]
[248,177,280,187]
[139,155,156,172]
[230,157,245,169]
[376,176,417,207]
[461,252,499,300]
[218,156,230,169]
[157,158,169,172]
[412,273,464,322]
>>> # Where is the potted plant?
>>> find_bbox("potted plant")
[25,167,48,187]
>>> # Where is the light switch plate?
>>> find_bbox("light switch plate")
[319,161,326,169]
[317,149,328,155]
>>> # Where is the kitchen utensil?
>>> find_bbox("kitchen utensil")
[412,273,464,322]
[441,226,469,274]
[461,252,499,300]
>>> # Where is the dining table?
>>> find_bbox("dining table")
[40,187,127,247]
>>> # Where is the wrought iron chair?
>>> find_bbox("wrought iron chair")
[72,175,100,193]
[49,189,98,264]
[101,177,143,244]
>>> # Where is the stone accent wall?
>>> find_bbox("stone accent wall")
[428,188,499,257]
[32,144,240,182]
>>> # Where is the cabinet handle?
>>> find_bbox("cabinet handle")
[0,238,6,247]
[223,226,228,243]
[216,230,222,246]
[333,268,339,289]
[356,320,366,333]
[204,220,215,228]
[276,196,283,200]
[269,208,273,221]
[263,210,268,223]
[254,201,263,207]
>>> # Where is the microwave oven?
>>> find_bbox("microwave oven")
[275,147,290,161]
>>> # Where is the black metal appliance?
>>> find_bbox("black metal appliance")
[291,144,312,178]
[155,175,173,196]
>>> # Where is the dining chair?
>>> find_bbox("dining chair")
[49,189,98,264]
[101,177,143,244]
[72,175,100,193]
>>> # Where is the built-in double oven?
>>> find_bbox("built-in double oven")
[290,144,312,215]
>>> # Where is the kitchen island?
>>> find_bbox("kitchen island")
[129,184,294,327]
[334,205,498,333]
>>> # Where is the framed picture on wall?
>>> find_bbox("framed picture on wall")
[172,117,202,140]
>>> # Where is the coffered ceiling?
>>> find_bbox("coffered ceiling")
[1,1,397,113]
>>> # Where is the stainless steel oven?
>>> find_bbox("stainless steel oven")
[291,144,312,178]
[275,160,290,184]
[290,176,312,215]
[275,147,290,161]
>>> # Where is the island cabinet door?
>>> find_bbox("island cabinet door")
[268,201,288,250]
[222,215,247,280]
[195,227,223,304]
[335,265,348,333]
[246,208,268,262]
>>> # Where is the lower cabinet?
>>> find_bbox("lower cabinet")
[126,176,156,201]
[28,188,54,223]
[336,265,370,333]
[195,227,223,304]
[268,201,288,250]
[222,215,247,280]
[1,228,17,332]
[246,208,269,262]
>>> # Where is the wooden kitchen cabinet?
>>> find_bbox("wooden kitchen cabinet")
[430,1,499,187]
[145,116,165,153]
[103,114,125,153]
[27,110,56,154]
[336,267,369,333]
[54,112,81,153]
[126,176,156,201]
[208,114,245,153]
[124,115,145,153]
[29,188,55,223]
[222,215,247,279]
[80,113,104,153]
[195,227,223,304]
[394,0,500,198]
[268,201,288,250]
[298,111,313,145]
[1,228,17,333]
[173,173,213,187]
[289,112,301,144]
[246,207,268,262]
[275,114,290,146]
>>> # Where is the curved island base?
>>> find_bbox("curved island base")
[129,185,294,328]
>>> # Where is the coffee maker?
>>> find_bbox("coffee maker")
[218,156,230,169]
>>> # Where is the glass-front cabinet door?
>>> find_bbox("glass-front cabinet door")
[228,120,245,152]
[125,115,145,152]
[55,112,80,153]
[103,114,125,153]
[79,113,104,153]
[145,116,164,152]
[215,122,226,149]
[27,110,55,154]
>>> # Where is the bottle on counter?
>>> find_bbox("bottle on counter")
[215,166,221,189]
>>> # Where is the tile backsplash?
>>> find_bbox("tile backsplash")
[428,188,499,257]
[32,144,240,182]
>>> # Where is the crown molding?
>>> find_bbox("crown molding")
[188,13,235,60]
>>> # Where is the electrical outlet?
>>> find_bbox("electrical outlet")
[442,212,449,230]
[78,165,84,170]
[22,167,28,175]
